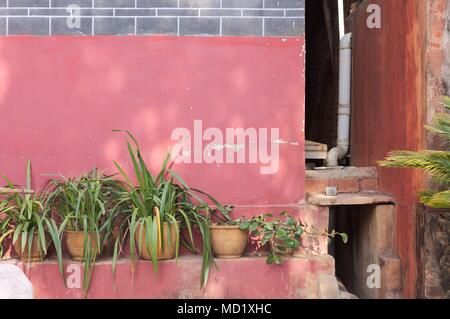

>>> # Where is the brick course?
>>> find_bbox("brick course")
[0,0,304,36]
[305,167,380,195]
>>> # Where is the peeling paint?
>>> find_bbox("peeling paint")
[210,143,245,152]
[272,139,300,146]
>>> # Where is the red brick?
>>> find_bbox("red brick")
[360,177,379,192]
[330,178,360,193]
[305,179,329,194]
[380,255,402,298]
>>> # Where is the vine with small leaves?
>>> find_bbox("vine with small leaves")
[238,212,348,265]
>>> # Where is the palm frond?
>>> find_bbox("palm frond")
[380,96,450,209]
[379,150,450,186]
[420,190,450,209]
[441,96,450,110]
[425,112,450,144]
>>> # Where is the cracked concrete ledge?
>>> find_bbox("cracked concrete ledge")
[306,167,378,179]
[306,192,395,206]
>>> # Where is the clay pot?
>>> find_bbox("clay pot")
[65,231,102,261]
[210,225,248,259]
[13,231,51,262]
[135,221,180,260]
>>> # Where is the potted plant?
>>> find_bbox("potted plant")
[0,161,52,262]
[239,212,302,264]
[45,169,128,292]
[240,212,348,265]
[209,208,249,259]
[113,130,231,287]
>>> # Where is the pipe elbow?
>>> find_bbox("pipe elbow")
[326,147,341,168]
[326,146,349,167]
[340,33,352,49]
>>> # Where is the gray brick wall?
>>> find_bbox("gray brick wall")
[0,0,304,36]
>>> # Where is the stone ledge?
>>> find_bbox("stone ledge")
[305,167,377,179]
[3,255,336,299]
[306,192,395,206]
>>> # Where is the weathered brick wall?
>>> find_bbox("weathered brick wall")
[420,0,450,299]
[421,211,450,299]
[0,0,305,36]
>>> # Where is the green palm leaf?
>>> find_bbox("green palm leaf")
[380,96,450,208]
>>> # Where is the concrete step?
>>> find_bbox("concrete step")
[5,255,336,299]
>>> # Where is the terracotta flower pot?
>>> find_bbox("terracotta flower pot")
[210,225,248,259]
[13,231,51,262]
[135,221,180,260]
[65,231,102,261]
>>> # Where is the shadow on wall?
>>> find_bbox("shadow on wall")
[0,36,305,206]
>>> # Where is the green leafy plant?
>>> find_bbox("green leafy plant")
[239,212,303,265]
[0,161,51,261]
[113,130,231,287]
[240,212,348,265]
[379,97,450,209]
[45,169,128,293]
[208,206,239,226]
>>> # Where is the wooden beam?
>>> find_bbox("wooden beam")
[305,140,328,160]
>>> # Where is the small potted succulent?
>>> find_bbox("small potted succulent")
[0,161,52,262]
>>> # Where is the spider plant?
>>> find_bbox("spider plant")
[45,168,129,293]
[0,160,52,262]
[113,130,231,287]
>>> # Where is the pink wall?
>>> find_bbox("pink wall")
[0,36,305,206]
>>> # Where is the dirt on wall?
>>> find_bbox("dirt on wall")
[420,0,450,299]
[349,0,427,298]
[421,211,450,298]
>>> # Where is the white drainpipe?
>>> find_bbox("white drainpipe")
[338,0,345,39]
[327,32,352,167]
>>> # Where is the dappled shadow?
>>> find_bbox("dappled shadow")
[0,36,305,206]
